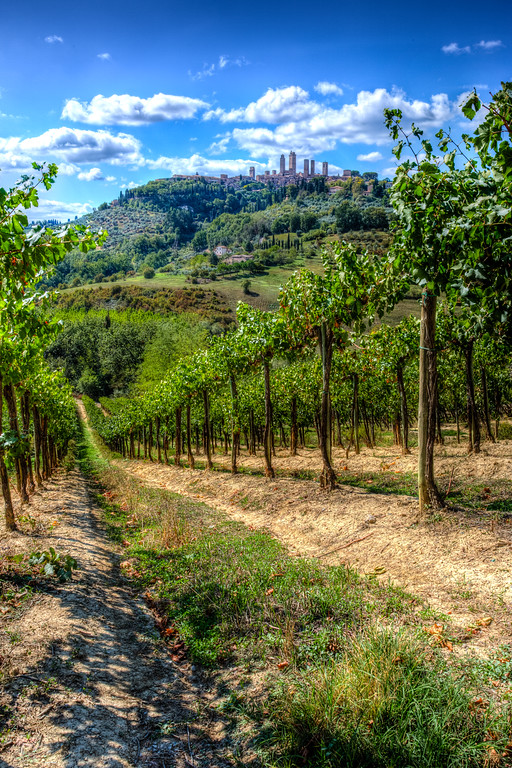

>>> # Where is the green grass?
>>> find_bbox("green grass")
[265,630,505,768]
[90,475,418,668]
[64,246,422,322]
[78,417,512,768]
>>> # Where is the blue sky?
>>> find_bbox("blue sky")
[0,0,510,220]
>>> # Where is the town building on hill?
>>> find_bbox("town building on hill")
[167,151,378,192]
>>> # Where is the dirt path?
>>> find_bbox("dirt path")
[115,455,512,656]
[0,470,240,768]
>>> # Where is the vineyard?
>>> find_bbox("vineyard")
[1,84,512,767]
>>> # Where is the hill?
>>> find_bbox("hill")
[41,173,392,292]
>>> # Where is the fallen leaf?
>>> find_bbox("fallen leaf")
[423,623,444,636]
[266,587,274,595]
[277,661,289,670]
[476,616,493,627]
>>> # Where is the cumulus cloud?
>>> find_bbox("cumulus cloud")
[0,127,143,166]
[26,199,93,222]
[205,86,319,124]
[208,136,230,155]
[0,153,79,176]
[45,35,63,44]
[97,53,111,60]
[0,152,36,172]
[475,39,503,51]
[77,167,117,182]
[144,153,266,177]
[62,92,209,126]
[57,162,80,175]
[226,87,455,156]
[357,151,383,162]
[314,81,343,97]
[442,42,471,54]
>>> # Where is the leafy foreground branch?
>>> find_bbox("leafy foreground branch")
[79,421,511,768]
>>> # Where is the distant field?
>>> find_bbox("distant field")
[62,242,420,321]
[65,251,326,312]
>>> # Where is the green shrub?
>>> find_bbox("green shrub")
[142,266,155,279]
[498,422,512,440]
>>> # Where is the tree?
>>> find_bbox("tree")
[0,162,104,529]
[361,206,388,231]
[385,81,512,515]
[281,242,400,489]
[334,201,362,233]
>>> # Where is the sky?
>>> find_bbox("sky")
[0,0,510,220]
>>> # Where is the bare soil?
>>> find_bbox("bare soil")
[0,470,248,767]
[2,420,511,766]
[210,436,512,484]
[116,440,512,657]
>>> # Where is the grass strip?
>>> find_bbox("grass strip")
[78,417,512,767]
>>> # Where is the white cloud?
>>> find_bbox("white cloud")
[190,55,247,80]
[442,42,471,54]
[62,92,209,126]
[0,152,35,172]
[314,81,343,97]
[57,162,80,175]
[0,153,79,176]
[205,86,318,124]
[97,53,111,60]
[227,87,455,156]
[77,167,105,181]
[219,55,247,69]
[0,127,143,166]
[76,167,116,182]
[27,199,93,222]
[208,136,230,155]
[475,39,503,51]
[144,153,267,177]
[357,151,383,162]
[45,35,63,44]
[189,63,215,80]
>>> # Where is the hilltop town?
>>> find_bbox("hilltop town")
[169,150,379,191]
